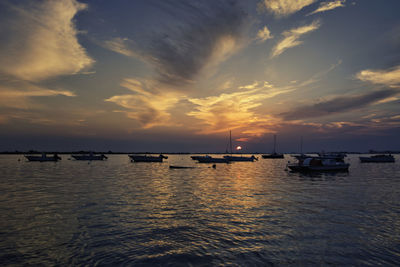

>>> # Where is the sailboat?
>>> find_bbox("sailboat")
[262,134,284,159]
[223,131,257,162]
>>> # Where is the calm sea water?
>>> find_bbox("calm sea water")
[1,154,400,266]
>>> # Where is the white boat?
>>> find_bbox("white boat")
[25,153,61,162]
[288,156,349,172]
[71,152,107,161]
[359,154,395,163]
[129,154,168,162]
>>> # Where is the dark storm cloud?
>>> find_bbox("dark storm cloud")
[280,89,399,120]
[137,0,249,86]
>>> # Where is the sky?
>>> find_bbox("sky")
[0,0,399,153]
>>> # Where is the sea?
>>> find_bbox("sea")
[1,154,400,266]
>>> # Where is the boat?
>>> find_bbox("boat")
[224,130,258,162]
[71,151,107,161]
[287,156,349,172]
[129,154,168,162]
[196,156,229,163]
[25,153,61,162]
[191,155,211,161]
[262,134,284,159]
[359,154,395,163]
[318,152,346,161]
[223,155,258,162]
[169,165,196,169]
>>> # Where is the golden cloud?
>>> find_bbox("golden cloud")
[262,0,316,17]
[0,0,94,81]
[308,0,346,16]
[271,20,321,58]
[356,65,400,86]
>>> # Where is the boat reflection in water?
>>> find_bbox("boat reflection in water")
[129,154,168,162]
[25,153,62,162]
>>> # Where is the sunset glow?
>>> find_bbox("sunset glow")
[0,0,399,152]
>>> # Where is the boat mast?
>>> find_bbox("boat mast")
[230,130,232,155]
[273,134,276,154]
[300,136,303,155]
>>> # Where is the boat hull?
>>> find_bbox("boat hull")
[25,155,61,162]
[129,155,166,162]
[359,156,395,163]
[223,156,257,162]
[197,157,229,163]
[71,155,107,161]
[262,154,284,159]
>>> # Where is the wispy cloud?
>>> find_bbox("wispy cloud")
[0,83,76,109]
[356,65,400,86]
[271,20,321,58]
[103,37,136,57]
[262,0,316,17]
[187,81,292,136]
[105,78,182,128]
[256,26,273,42]
[308,0,346,16]
[102,1,248,87]
[0,0,94,82]
[280,89,399,120]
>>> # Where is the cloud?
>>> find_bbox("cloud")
[105,78,182,128]
[356,65,400,86]
[0,0,94,81]
[262,0,316,17]
[271,20,321,58]
[0,82,76,109]
[280,89,399,120]
[308,0,346,16]
[102,1,248,87]
[256,26,273,42]
[103,38,136,57]
[187,81,292,135]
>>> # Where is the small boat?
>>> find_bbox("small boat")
[71,152,107,161]
[262,134,284,159]
[191,155,211,161]
[197,156,229,163]
[223,155,258,162]
[359,154,395,163]
[169,165,196,169]
[25,153,61,162]
[287,156,349,172]
[129,154,168,162]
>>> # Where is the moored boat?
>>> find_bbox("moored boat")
[359,154,395,163]
[196,156,229,163]
[223,155,258,162]
[71,152,107,161]
[25,153,61,162]
[129,154,168,162]
[262,134,284,159]
[287,156,349,172]
[191,155,211,161]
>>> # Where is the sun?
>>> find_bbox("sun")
[236,146,242,150]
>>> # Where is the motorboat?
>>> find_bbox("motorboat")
[25,153,61,162]
[287,156,349,172]
[318,152,346,161]
[262,134,284,159]
[129,154,168,162]
[71,152,107,161]
[359,154,395,163]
